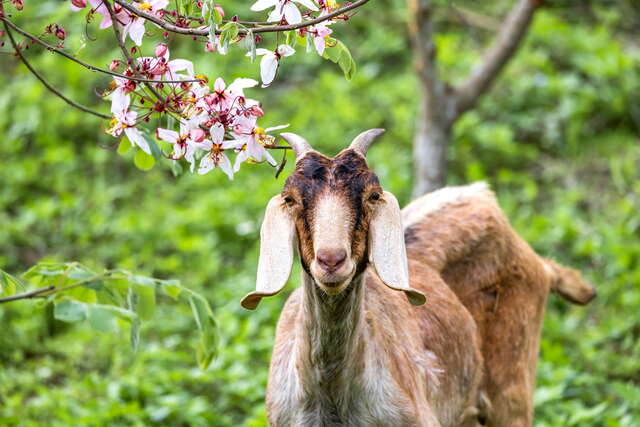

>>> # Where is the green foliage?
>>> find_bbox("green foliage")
[1,262,219,370]
[0,0,639,425]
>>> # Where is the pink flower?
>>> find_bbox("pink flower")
[123,0,169,46]
[309,22,332,55]
[197,123,243,179]
[250,0,318,25]
[138,47,194,81]
[156,116,205,167]
[232,124,289,171]
[249,45,295,87]
[108,91,151,154]
[155,43,168,58]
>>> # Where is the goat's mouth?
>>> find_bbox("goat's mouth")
[310,261,356,295]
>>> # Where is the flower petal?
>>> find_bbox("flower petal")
[234,150,248,172]
[127,19,146,46]
[111,90,131,115]
[198,154,215,174]
[277,44,296,57]
[209,122,226,144]
[168,59,194,77]
[294,0,319,11]
[227,78,258,95]
[219,154,234,180]
[156,128,179,143]
[250,0,277,11]
[314,36,325,56]
[125,128,151,154]
[259,54,279,86]
[283,2,302,25]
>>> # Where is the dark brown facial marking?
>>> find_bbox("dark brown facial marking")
[283,149,383,273]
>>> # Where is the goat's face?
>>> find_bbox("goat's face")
[282,149,382,295]
[241,129,426,310]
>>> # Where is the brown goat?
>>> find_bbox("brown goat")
[241,130,595,426]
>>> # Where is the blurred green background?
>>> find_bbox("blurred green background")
[1,0,639,425]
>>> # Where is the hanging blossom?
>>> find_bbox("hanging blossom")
[250,0,319,25]
[107,90,151,154]
[123,0,169,46]
[250,45,296,87]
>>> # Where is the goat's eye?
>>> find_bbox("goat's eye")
[368,192,381,202]
[284,196,295,205]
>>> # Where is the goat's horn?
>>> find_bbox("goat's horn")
[348,128,386,157]
[280,133,313,160]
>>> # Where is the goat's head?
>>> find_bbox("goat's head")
[241,129,426,310]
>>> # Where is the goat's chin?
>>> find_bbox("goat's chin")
[310,264,356,295]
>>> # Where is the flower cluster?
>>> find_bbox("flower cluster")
[106,45,288,179]
[3,0,363,177]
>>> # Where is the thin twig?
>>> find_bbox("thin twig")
[103,0,164,101]
[114,0,370,36]
[0,16,202,85]
[3,22,111,119]
[0,286,54,303]
[454,0,541,117]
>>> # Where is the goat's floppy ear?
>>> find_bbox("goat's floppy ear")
[241,195,296,310]
[369,191,426,306]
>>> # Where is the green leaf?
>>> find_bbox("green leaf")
[117,138,132,156]
[134,150,156,171]
[54,300,88,323]
[129,276,156,321]
[161,280,182,301]
[143,134,163,161]
[189,295,219,369]
[323,40,356,80]
[212,6,223,25]
[243,30,256,62]
[88,304,118,333]
[0,269,27,295]
[219,21,239,48]
[67,266,96,281]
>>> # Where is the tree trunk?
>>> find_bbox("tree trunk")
[412,98,451,197]
[409,0,541,197]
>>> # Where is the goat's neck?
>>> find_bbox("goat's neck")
[298,271,367,401]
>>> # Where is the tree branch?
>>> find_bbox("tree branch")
[113,0,370,36]
[0,285,54,303]
[3,22,111,119]
[0,16,202,85]
[454,0,542,117]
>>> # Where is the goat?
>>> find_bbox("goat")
[241,129,595,426]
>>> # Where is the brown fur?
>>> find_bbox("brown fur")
[403,184,596,426]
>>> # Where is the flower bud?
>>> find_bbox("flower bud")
[55,27,67,41]
[109,60,120,71]
[215,5,225,18]
[11,0,24,10]
[190,128,206,143]
[205,41,216,53]
[155,43,168,58]
[71,0,87,8]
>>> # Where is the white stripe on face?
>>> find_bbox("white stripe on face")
[312,192,352,258]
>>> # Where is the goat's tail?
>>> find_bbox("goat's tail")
[543,258,596,305]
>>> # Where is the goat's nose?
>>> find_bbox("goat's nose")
[316,248,347,273]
